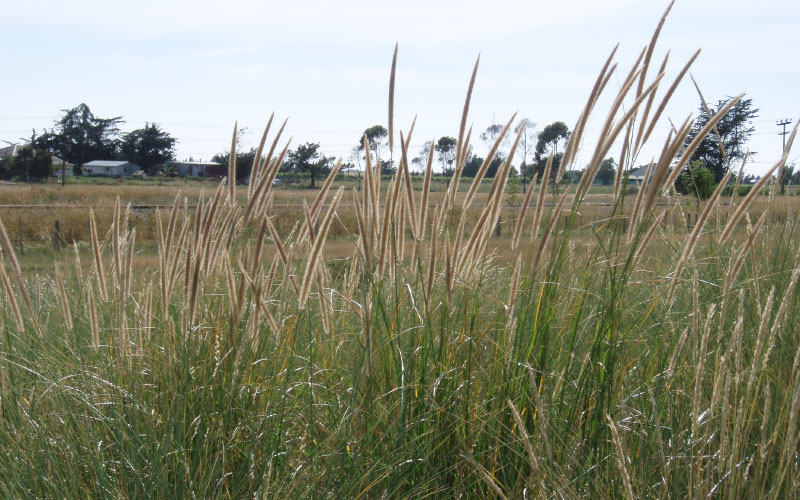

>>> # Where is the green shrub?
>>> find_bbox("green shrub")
[681,162,715,200]
[721,184,753,196]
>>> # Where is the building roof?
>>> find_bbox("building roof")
[51,156,73,167]
[0,144,23,158]
[167,161,222,166]
[84,160,135,167]
[628,165,651,179]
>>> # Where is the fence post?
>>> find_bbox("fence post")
[53,220,62,250]
[18,219,23,255]
[495,215,501,237]
[686,213,692,230]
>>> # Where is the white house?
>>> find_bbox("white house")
[0,144,23,159]
[82,160,141,177]
[3,144,74,176]
[627,165,655,184]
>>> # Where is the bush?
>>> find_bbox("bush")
[721,184,753,196]
[681,163,715,200]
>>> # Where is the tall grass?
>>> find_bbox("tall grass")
[2,10,800,498]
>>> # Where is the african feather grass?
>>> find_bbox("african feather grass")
[2,9,800,498]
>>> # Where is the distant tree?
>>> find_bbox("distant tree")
[380,159,395,176]
[741,174,758,185]
[211,127,256,180]
[480,124,512,180]
[31,103,123,173]
[119,123,177,173]
[596,157,616,185]
[462,154,484,178]
[480,123,509,152]
[683,96,758,183]
[411,140,433,175]
[211,148,256,181]
[485,156,504,179]
[435,136,457,175]
[534,121,570,180]
[286,142,333,188]
[0,146,52,181]
[787,164,800,185]
[681,161,715,200]
[514,119,538,190]
[358,125,389,166]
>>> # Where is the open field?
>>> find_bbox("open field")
[3,26,800,500]
[2,180,797,264]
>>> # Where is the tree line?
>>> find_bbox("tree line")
[0,103,178,180]
[2,96,771,196]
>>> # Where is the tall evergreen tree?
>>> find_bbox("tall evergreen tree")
[32,103,123,172]
[683,96,758,183]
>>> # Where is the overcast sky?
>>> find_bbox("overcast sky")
[1,0,797,175]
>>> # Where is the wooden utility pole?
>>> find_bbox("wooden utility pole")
[778,119,793,195]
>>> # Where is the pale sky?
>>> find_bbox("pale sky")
[1,0,798,175]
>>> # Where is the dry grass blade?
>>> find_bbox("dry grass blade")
[309,158,343,224]
[507,399,540,482]
[691,76,729,166]
[88,209,108,301]
[459,125,473,173]
[228,121,238,203]
[630,209,666,272]
[532,187,569,270]
[0,252,24,331]
[0,217,42,336]
[638,49,700,150]
[460,454,508,500]
[628,160,655,242]
[299,186,343,308]
[641,115,694,216]
[512,162,538,251]
[561,44,619,171]
[580,71,663,199]
[388,42,397,154]
[88,284,100,347]
[417,138,435,241]
[720,121,798,243]
[666,169,732,306]
[606,414,635,500]
[462,113,517,209]
[530,154,553,244]
[637,0,673,97]
[633,51,669,153]
[251,216,269,276]
[456,54,480,171]
[721,211,766,320]
[352,189,372,269]
[303,200,316,245]
[249,113,275,200]
[507,256,522,312]
[253,140,292,218]
[399,129,418,239]
[664,95,742,198]
[112,197,122,286]
[614,123,632,200]
[425,208,439,302]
